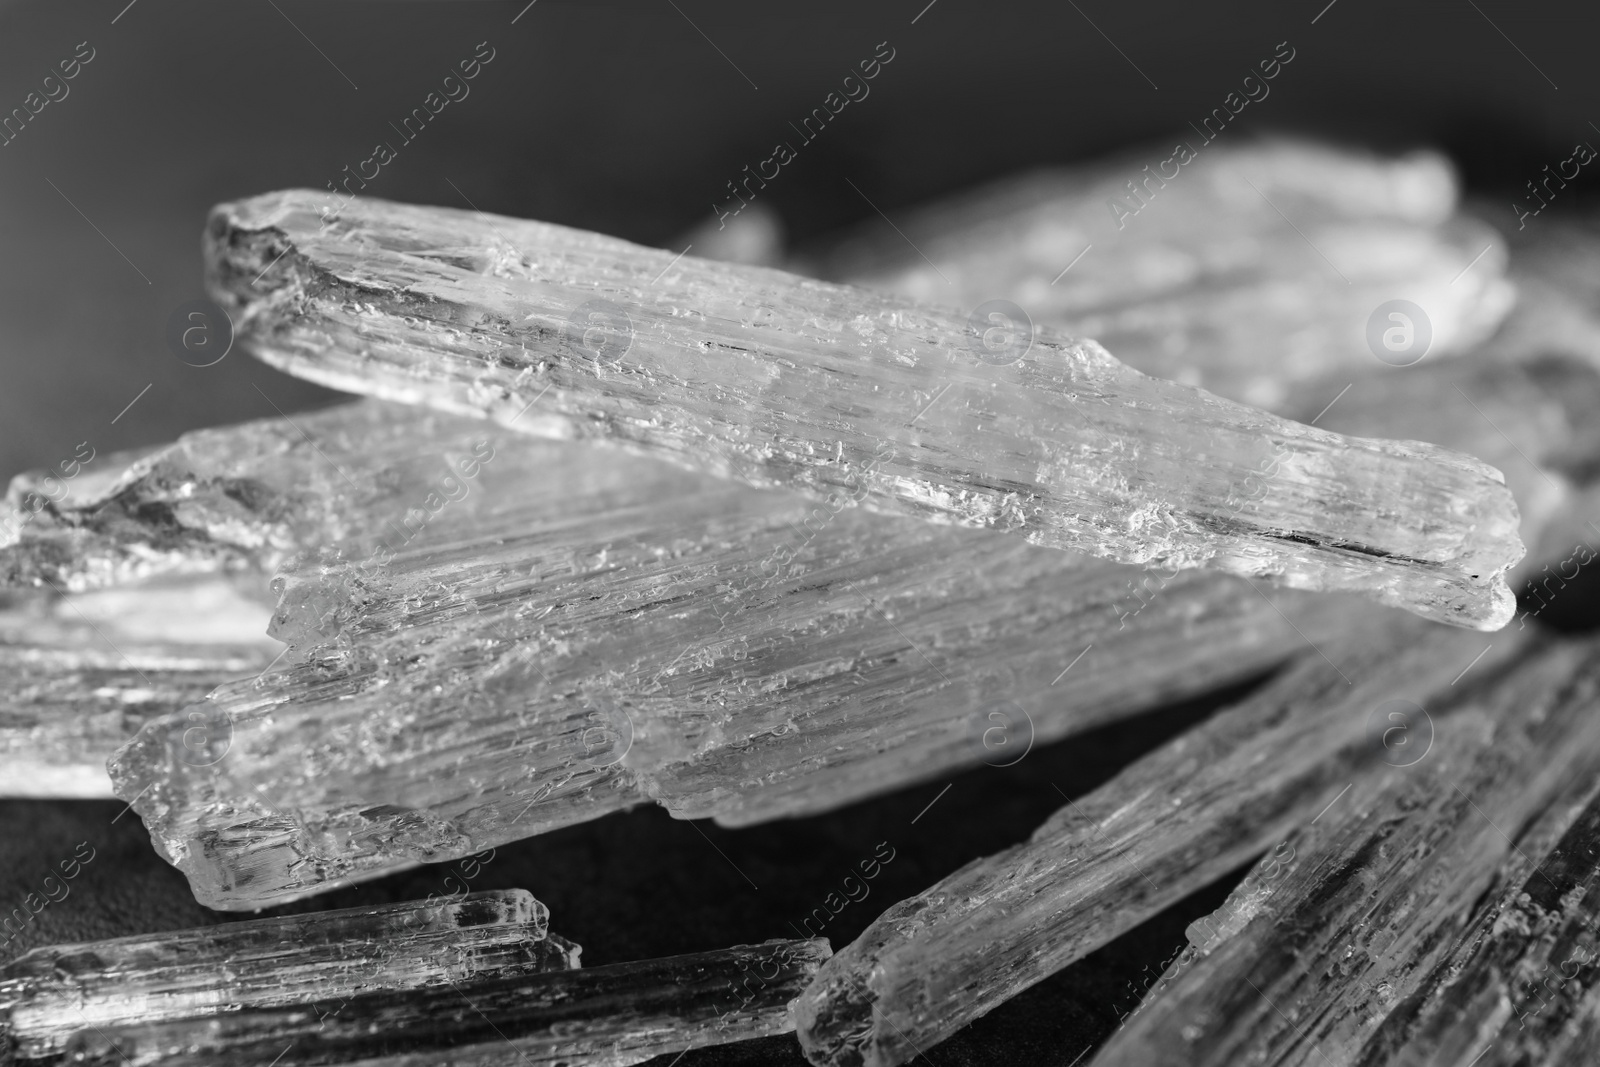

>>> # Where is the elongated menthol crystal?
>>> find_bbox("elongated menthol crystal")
[1090,634,1600,1067]
[791,616,1531,1067]
[102,348,1600,908]
[0,889,567,1064]
[812,138,1513,409]
[110,457,1359,908]
[62,938,826,1067]
[23,346,1600,834]
[207,190,1522,629]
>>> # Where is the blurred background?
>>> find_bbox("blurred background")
[2,2,1597,1063]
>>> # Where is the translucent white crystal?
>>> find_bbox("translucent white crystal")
[59,938,826,1067]
[205,189,1522,628]
[106,401,1360,907]
[86,350,1600,908]
[0,889,565,1063]
[1091,635,1600,1067]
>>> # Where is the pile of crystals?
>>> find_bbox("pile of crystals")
[0,889,827,1066]
[7,137,1600,1066]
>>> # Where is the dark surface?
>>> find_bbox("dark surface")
[4,1,1598,1063]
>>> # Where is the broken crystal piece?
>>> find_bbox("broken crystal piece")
[810,139,1512,409]
[111,483,1361,908]
[0,395,1307,812]
[101,347,1600,907]
[60,938,826,1067]
[206,189,1522,628]
[790,616,1530,1067]
[1090,634,1600,1067]
[0,889,563,1063]
[0,402,543,597]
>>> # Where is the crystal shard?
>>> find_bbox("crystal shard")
[109,465,1359,908]
[1090,634,1600,1067]
[60,938,827,1067]
[791,617,1529,1067]
[206,189,1522,628]
[0,889,563,1063]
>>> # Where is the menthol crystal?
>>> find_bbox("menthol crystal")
[792,618,1532,1067]
[0,889,564,1063]
[206,189,1522,629]
[104,416,1371,908]
[101,349,1600,908]
[59,938,827,1067]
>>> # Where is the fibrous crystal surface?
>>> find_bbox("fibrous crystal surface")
[60,938,826,1067]
[205,189,1522,628]
[106,405,1358,907]
[1090,634,1600,1067]
[95,345,1600,907]
[99,336,1600,906]
[8,148,1600,1067]
[0,889,563,1063]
